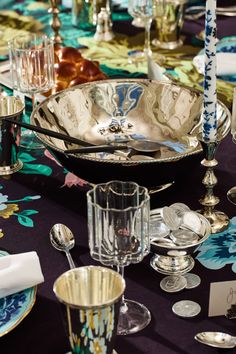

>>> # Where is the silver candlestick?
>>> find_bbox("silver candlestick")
[198,138,229,234]
[48,0,63,44]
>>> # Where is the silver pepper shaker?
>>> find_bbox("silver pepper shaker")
[94,8,105,41]
[94,7,114,42]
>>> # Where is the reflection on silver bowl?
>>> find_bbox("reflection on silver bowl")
[31,79,231,187]
[150,213,212,275]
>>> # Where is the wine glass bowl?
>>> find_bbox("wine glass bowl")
[8,34,55,95]
[127,0,165,64]
[87,180,151,335]
[8,34,55,149]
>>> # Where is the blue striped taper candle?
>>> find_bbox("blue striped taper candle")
[203,0,217,142]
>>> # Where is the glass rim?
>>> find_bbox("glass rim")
[53,265,126,309]
[87,180,150,212]
[8,34,54,51]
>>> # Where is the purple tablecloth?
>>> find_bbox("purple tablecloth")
[1,4,236,354]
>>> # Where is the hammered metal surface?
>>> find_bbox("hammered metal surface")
[30,79,231,185]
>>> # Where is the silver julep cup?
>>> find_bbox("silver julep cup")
[0,96,24,175]
[153,0,187,50]
[53,266,125,354]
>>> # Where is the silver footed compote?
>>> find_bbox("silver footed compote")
[87,180,151,336]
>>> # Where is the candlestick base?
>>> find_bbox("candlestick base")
[197,208,229,234]
[198,139,229,234]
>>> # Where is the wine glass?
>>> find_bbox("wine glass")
[227,87,236,204]
[127,0,165,64]
[87,180,151,335]
[8,34,55,149]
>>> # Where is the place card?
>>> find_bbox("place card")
[208,280,236,317]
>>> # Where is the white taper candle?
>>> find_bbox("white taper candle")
[203,0,217,142]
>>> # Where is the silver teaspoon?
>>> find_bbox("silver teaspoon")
[195,331,236,349]
[50,223,76,269]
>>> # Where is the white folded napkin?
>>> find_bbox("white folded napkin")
[0,251,44,299]
[193,52,236,76]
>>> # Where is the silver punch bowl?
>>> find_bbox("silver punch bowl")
[31,79,231,187]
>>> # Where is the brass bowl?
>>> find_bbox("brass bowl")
[31,79,231,187]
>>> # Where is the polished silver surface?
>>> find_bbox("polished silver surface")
[150,253,195,275]
[0,95,24,118]
[172,300,201,318]
[150,213,211,254]
[150,212,211,274]
[54,266,125,354]
[53,266,125,308]
[195,332,236,349]
[50,223,76,269]
[30,79,231,186]
[0,96,24,175]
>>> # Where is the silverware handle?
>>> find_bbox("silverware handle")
[64,145,128,154]
[65,250,76,269]
[4,117,94,147]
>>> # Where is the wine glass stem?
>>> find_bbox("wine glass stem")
[117,265,127,310]
[144,18,152,57]
[31,94,37,109]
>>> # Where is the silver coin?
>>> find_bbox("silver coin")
[160,275,187,293]
[169,203,190,217]
[184,273,201,289]
[172,300,201,318]
[170,229,199,246]
[150,219,170,239]
[181,211,202,234]
[162,206,180,230]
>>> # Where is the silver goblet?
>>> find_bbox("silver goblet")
[87,180,151,335]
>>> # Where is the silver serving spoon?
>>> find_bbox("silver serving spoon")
[64,139,186,154]
[195,332,236,349]
[50,223,76,269]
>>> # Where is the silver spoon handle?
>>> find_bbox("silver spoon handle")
[65,250,76,269]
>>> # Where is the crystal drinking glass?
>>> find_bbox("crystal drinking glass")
[8,34,55,149]
[127,0,165,64]
[227,87,236,204]
[87,180,151,335]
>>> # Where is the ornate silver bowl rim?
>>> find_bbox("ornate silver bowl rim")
[31,79,231,165]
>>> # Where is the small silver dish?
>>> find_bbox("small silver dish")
[150,213,211,275]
